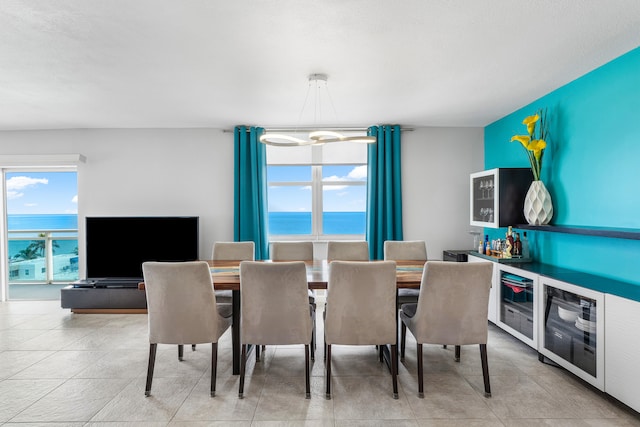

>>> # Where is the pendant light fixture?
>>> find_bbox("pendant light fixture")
[259,74,376,146]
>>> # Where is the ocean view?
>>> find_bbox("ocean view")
[7,214,78,231]
[7,215,79,282]
[269,211,365,235]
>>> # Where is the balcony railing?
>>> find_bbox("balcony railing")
[7,229,79,284]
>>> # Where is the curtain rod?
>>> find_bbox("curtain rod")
[223,126,414,133]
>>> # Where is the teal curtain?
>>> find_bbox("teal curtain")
[367,125,403,260]
[234,126,269,260]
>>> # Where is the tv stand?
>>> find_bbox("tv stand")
[61,281,147,313]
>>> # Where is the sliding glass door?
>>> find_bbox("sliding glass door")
[3,169,78,300]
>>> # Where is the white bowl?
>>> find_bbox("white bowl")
[557,306,579,322]
[576,316,596,328]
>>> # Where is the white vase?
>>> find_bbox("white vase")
[524,180,553,225]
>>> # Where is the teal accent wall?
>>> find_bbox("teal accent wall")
[485,46,640,286]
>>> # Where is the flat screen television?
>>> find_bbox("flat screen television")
[85,216,199,285]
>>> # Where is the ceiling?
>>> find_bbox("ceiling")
[1,0,640,131]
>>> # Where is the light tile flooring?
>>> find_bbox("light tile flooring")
[1,299,639,426]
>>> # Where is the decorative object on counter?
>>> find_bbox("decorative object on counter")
[511,109,554,225]
[514,232,522,256]
[504,226,514,258]
[522,231,530,258]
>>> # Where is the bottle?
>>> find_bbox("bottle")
[484,234,491,256]
[514,232,522,257]
[505,226,514,258]
[522,231,530,258]
[478,237,484,254]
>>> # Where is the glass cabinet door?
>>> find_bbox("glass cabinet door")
[495,264,538,348]
[470,169,498,227]
[539,277,604,389]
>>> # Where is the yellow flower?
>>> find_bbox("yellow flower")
[523,114,539,136]
[529,139,546,162]
[511,135,530,149]
[510,109,549,181]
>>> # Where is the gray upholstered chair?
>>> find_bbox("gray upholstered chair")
[326,240,369,261]
[324,260,399,399]
[384,240,427,307]
[271,241,317,350]
[399,261,493,398]
[324,240,370,360]
[271,241,316,306]
[212,241,255,304]
[238,261,314,399]
[142,261,232,397]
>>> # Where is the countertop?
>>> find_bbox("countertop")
[468,251,640,302]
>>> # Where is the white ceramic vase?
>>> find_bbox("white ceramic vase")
[523,180,553,225]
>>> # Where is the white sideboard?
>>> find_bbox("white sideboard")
[604,294,640,412]
[467,253,640,413]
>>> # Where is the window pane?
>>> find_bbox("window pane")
[268,185,311,235]
[323,184,366,234]
[267,165,311,182]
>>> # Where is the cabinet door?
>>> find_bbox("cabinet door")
[539,277,604,390]
[605,294,640,412]
[468,255,497,323]
[496,264,538,349]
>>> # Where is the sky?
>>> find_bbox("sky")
[5,171,78,214]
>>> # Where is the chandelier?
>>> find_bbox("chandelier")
[259,74,377,146]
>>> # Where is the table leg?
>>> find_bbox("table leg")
[232,289,241,375]
[381,289,400,373]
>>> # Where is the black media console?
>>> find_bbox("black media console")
[61,280,147,312]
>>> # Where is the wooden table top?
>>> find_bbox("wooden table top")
[207,259,425,291]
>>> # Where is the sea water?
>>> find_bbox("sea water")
[269,212,365,235]
[7,214,79,258]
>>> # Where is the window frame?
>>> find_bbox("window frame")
[266,143,367,241]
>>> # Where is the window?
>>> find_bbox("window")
[266,134,368,239]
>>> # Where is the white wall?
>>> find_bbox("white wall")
[0,126,483,280]
[401,127,484,259]
[0,128,234,279]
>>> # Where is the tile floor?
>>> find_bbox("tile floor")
[1,299,639,426]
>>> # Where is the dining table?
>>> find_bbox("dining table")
[208,259,425,375]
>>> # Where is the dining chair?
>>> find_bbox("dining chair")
[324,240,370,360]
[238,261,314,399]
[271,241,317,351]
[399,261,493,398]
[142,261,232,397]
[324,260,399,399]
[384,240,427,307]
[212,241,255,304]
[326,240,369,261]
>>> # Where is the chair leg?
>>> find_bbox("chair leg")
[238,344,247,398]
[256,343,261,362]
[211,343,218,397]
[455,345,461,362]
[480,343,491,397]
[391,344,399,399]
[305,344,311,399]
[325,344,332,399]
[417,343,424,398]
[178,344,184,361]
[400,322,407,360]
[145,343,157,396]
